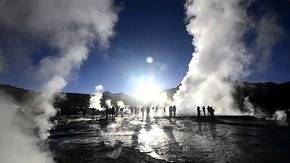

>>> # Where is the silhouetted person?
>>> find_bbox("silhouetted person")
[169,106,172,117]
[115,107,119,117]
[146,106,151,118]
[197,106,201,120]
[207,106,210,117]
[154,106,158,116]
[209,106,215,121]
[112,107,116,118]
[120,107,124,118]
[105,106,109,120]
[134,106,138,114]
[202,106,206,116]
[285,109,290,126]
[141,106,145,120]
[130,106,134,115]
[108,108,111,117]
[152,106,155,117]
[173,105,176,117]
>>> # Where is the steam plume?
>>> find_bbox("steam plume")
[174,0,251,115]
[174,0,283,115]
[0,92,53,163]
[106,99,113,108]
[243,96,266,118]
[117,101,125,108]
[0,0,118,139]
[89,85,104,111]
[0,0,119,161]
[272,110,286,121]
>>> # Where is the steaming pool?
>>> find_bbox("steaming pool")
[48,116,290,163]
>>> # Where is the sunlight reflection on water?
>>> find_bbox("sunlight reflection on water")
[137,124,168,159]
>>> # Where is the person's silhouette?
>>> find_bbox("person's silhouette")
[146,106,150,118]
[141,106,145,120]
[120,107,124,118]
[173,105,177,117]
[202,106,206,116]
[209,106,215,121]
[197,106,201,120]
[105,106,109,120]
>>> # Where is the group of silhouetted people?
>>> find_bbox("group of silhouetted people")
[197,106,215,121]
[169,105,177,117]
[105,106,118,120]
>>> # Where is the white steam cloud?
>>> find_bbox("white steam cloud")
[90,85,104,111]
[117,101,125,108]
[243,96,266,118]
[0,92,53,163]
[106,99,113,108]
[0,0,118,138]
[174,0,251,115]
[0,0,118,161]
[272,110,287,121]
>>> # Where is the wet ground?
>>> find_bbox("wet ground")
[48,115,290,163]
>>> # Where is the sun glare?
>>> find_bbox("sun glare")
[134,79,164,104]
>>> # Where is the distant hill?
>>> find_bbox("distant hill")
[1,81,290,115]
[0,84,36,103]
[234,81,290,114]
[0,84,138,110]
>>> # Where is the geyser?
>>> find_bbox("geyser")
[173,0,282,116]
[90,85,104,111]
[173,0,251,115]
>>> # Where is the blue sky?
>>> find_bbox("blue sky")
[0,0,290,94]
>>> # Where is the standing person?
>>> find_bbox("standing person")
[112,106,116,118]
[146,105,151,118]
[207,106,210,117]
[154,105,158,117]
[152,106,155,117]
[130,106,134,115]
[115,106,119,117]
[173,105,177,117]
[285,109,290,126]
[202,106,206,116]
[134,106,138,114]
[105,106,109,120]
[169,106,172,117]
[141,106,145,120]
[120,107,124,118]
[209,106,215,121]
[197,106,201,120]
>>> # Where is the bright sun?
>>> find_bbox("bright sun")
[134,79,162,104]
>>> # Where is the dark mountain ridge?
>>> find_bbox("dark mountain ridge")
[1,81,290,116]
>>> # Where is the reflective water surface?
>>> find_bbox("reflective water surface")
[49,115,290,163]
